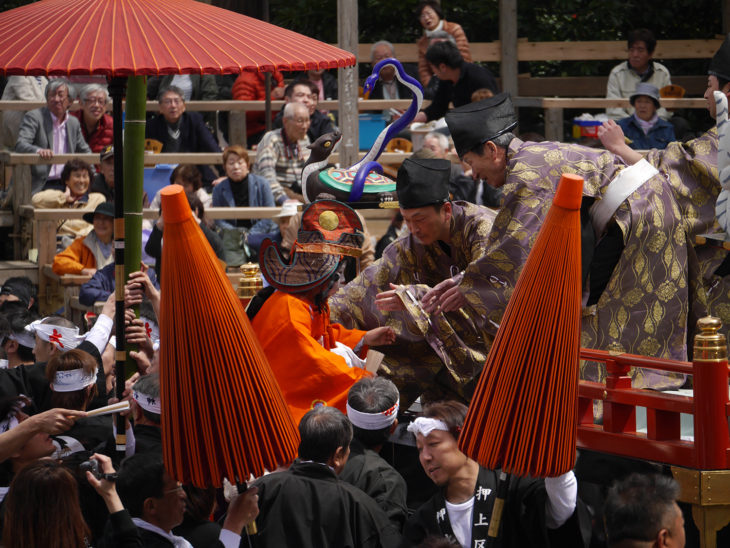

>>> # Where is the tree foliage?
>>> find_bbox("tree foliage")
[267,0,724,77]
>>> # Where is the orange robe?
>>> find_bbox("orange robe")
[251,290,370,425]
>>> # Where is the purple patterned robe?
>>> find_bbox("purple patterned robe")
[332,131,723,400]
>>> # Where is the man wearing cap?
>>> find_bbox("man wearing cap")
[252,199,396,424]
[1,307,38,369]
[0,276,37,313]
[330,158,497,406]
[617,83,675,150]
[340,377,408,533]
[441,84,725,390]
[90,145,116,200]
[52,201,114,276]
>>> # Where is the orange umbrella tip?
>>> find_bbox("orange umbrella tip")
[161,184,192,225]
[553,173,584,210]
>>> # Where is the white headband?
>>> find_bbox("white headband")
[0,414,18,433]
[346,399,399,430]
[407,417,451,438]
[9,331,36,349]
[26,319,84,351]
[52,367,97,392]
[0,398,26,432]
[133,389,161,415]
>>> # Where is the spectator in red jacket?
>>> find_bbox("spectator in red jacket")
[232,70,285,146]
[71,84,113,153]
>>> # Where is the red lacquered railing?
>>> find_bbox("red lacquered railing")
[577,344,730,470]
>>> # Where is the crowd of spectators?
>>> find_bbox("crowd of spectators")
[0,268,689,546]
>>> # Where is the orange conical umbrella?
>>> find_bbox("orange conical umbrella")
[459,173,584,478]
[159,185,298,486]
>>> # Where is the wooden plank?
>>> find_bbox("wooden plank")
[24,206,399,222]
[0,98,423,113]
[517,75,707,98]
[0,260,38,284]
[539,97,707,109]
[0,149,418,168]
[544,108,563,142]
[355,38,724,63]
[518,39,723,62]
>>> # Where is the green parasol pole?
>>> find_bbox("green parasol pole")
[122,76,146,372]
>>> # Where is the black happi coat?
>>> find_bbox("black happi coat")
[339,438,408,532]
[401,467,587,548]
[252,459,401,548]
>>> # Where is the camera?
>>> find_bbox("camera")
[79,459,102,480]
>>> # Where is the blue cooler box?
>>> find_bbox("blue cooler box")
[359,114,386,150]
[143,164,177,201]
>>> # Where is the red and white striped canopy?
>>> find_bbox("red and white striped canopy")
[0,0,356,77]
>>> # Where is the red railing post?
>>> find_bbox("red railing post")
[692,317,730,469]
[604,356,636,433]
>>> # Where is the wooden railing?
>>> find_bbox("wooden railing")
[356,39,724,64]
[19,205,395,310]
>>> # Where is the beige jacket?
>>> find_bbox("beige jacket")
[31,190,106,238]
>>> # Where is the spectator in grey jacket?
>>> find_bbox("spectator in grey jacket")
[16,79,91,195]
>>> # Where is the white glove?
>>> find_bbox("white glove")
[330,341,366,369]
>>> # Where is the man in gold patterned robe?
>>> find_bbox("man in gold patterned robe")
[333,89,725,404]
[445,93,722,391]
[330,158,497,406]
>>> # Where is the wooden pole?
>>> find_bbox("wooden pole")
[499,0,518,97]
[337,0,359,168]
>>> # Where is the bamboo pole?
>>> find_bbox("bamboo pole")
[123,76,147,372]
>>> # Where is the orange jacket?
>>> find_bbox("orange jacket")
[251,290,370,425]
[232,71,285,138]
[52,233,112,275]
[417,20,472,86]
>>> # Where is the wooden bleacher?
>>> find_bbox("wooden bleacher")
[0,37,721,304]
[14,204,394,316]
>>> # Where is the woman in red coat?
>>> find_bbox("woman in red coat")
[232,70,285,145]
[71,84,113,153]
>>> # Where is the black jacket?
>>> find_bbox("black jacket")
[145,112,221,184]
[423,62,499,121]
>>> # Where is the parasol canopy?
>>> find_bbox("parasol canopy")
[159,185,299,487]
[459,173,584,478]
[0,0,356,77]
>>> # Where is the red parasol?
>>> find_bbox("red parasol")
[0,0,348,480]
[0,0,355,76]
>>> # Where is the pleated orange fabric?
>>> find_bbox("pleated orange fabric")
[458,173,584,478]
[159,185,298,487]
[0,0,355,77]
